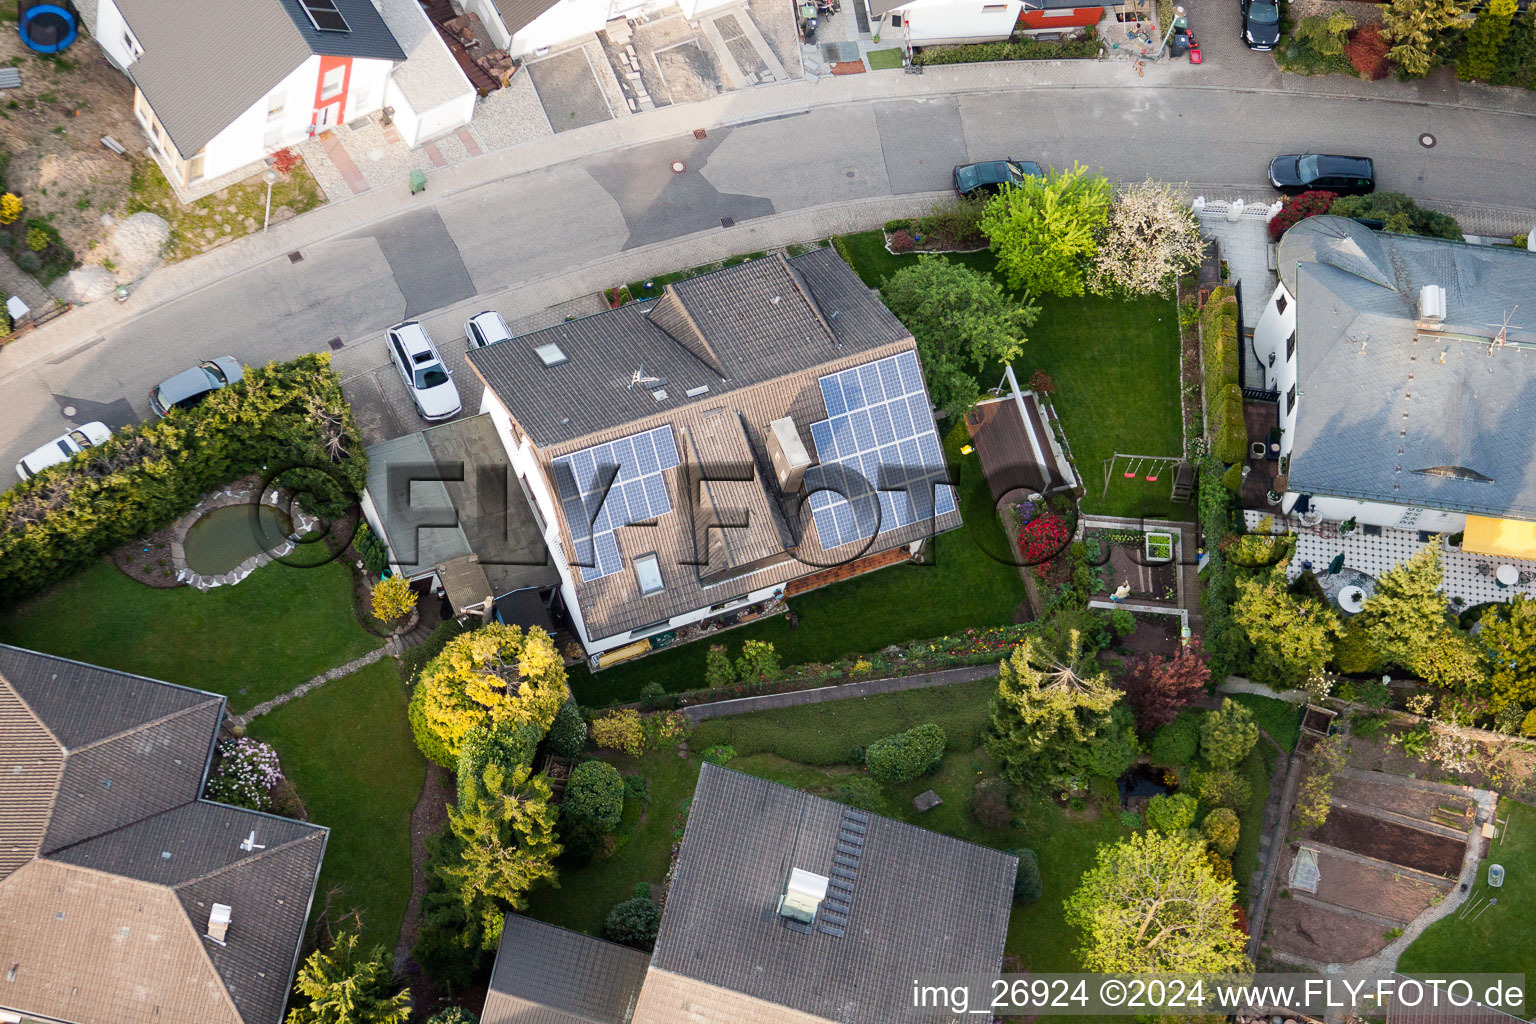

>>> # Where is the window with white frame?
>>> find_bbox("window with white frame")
[320,66,345,102]
[633,553,664,595]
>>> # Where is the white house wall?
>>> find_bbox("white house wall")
[1280,493,1466,534]
[508,0,614,57]
[1255,281,1301,458]
[384,76,476,147]
[93,0,138,70]
[884,0,1022,45]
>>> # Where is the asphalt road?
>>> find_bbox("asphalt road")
[2,84,1534,473]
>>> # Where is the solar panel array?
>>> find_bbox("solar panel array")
[805,352,957,550]
[552,425,680,582]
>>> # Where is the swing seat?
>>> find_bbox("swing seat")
[1123,471,1136,478]
[1145,473,1158,482]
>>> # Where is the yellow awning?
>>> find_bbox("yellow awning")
[1463,515,1536,560]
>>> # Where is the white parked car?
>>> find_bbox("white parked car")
[16,421,113,481]
[464,310,512,349]
[386,320,461,422]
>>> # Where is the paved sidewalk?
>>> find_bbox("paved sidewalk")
[4,58,1534,381]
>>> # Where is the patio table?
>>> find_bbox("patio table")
[1497,564,1519,587]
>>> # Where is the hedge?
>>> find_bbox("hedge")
[1212,383,1248,465]
[0,354,365,603]
[865,723,947,784]
[912,37,1099,65]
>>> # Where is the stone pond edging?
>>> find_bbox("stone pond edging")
[169,482,317,591]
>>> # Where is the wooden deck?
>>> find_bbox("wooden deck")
[965,393,1071,506]
[420,0,502,94]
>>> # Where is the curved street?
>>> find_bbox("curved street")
[1,58,1533,468]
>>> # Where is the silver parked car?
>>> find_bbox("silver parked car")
[386,320,461,422]
[149,357,244,417]
[16,421,113,480]
[464,310,512,349]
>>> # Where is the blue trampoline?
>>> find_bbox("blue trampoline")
[19,2,78,53]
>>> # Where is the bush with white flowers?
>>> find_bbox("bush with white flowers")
[206,738,284,810]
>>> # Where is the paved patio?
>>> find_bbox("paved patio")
[1197,200,1279,330]
[1243,510,1536,609]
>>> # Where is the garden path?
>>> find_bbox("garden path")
[228,642,395,727]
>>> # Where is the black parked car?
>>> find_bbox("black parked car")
[1241,0,1281,50]
[952,159,1043,198]
[1267,154,1376,196]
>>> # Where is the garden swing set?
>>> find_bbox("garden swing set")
[1101,452,1194,503]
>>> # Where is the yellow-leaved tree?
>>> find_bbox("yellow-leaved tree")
[408,623,568,767]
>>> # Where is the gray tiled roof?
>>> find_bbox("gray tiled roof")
[466,250,908,449]
[0,646,327,1024]
[646,764,1016,1024]
[117,0,405,157]
[1279,217,1536,518]
[482,914,651,1024]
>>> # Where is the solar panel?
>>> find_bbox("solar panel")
[551,425,680,582]
[300,0,351,33]
[804,351,958,550]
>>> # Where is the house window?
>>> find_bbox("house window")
[1276,294,1288,314]
[633,553,664,595]
[267,92,286,120]
[122,31,141,58]
[982,3,1007,9]
[1285,329,1296,360]
[187,151,205,183]
[890,13,902,25]
[1043,7,1077,14]
[320,65,345,101]
[534,342,567,366]
[1286,384,1297,413]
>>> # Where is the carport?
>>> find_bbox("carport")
[361,413,559,603]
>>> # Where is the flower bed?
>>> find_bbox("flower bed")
[205,737,285,811]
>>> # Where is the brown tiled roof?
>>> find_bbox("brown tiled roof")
[0,645,327,1024]
[481,913,651,1024]
[645,765,1016,1024]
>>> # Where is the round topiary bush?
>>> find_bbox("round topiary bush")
[605,896,661,950]
[864,723,946,784]
[1146,792,1198,834]
[1203,806,1241,858]
[1150,712,1200,766]
[1005,848,1042,904]
[564,760,624,832]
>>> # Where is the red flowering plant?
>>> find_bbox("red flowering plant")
[1018,513,1069,565]
[1268,190,1339,240]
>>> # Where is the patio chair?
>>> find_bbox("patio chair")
[1475,562,1494,576]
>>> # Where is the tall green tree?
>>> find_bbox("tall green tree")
[437,762,561,949]
[881,256,1038,416]
[1200,698,1259,770]
[1491,3,1536,84]
[1064,831,1249,973]
[1356,544,1448,671]
[1481,596,1536,710]
[987,636,1120,789]
[287,930,411,1024]
[1382,0,1472,76]
[1232,569,1339,688]
[980,164,1112,298]
[1459,0,1518,79]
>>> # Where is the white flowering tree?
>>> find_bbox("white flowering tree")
[1088,180,1205,298]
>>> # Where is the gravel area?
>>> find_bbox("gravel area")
[298,137,349,201]
[469,71,555,151]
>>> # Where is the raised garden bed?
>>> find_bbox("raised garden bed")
[1310,806,1467,877]
[1144,531,1174,562]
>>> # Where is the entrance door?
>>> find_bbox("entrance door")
[314,102,340,129]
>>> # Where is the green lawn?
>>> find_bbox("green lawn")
[838,230,1187,520]
[1398,798,1536,976]
[569,420,1025,706]
[0,559,380,714]
[248,660,425,954]
[1227,692,1303,752]
[866,48,905,70]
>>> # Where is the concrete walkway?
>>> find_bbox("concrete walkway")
[681,663,998,722]
[4,57,1535,381]
[228,643,395,727]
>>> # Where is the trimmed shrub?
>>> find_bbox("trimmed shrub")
[545,699,587,758]
[912,37,1099,64]
[1268,190,1339,240]
[1346,24,1392,79]
[427,1009,479,1024]
[1201,698,1260,769]
[1119,809,1143,828]
[1192,767,1251,811]
[1212,384,1248,465]
[604,896,661,950]
[1007,848,1043,904]
[591,709,644,756]
[353,521,390,574]
[564,760,624,832]
[1222,461,1244,493]
[702,744,737,766]
[969,776,1012,830]
[1151,712,1201,766]
[1109,608,1137,638]
[1329,192,1463,241]
[1146,792,1198,833]
[1203,806,1241,858]
[865,723,947,784]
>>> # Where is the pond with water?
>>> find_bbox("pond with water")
[183,504,293,576]
[1117,763,1178,807]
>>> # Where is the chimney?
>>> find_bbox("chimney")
[207,904,232,944]
[777,868,829,924]
[1419,285,1447,327]
[766,417,811,493]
